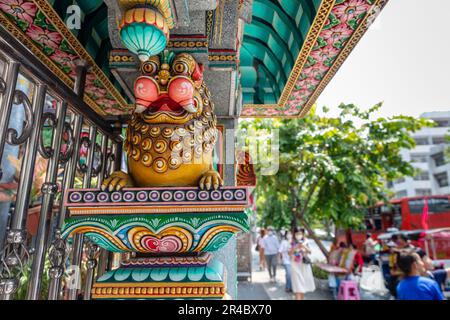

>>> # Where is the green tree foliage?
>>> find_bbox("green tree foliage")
[444,135,450,162]
[240,103,433,239]
[16,258,50,300]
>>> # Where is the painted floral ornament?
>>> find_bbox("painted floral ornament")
[119,7,170,62]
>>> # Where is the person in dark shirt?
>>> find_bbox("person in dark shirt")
[396,251,445,300]
[385,234,416,298]
[396,234,415,250]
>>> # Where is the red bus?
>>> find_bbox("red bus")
[347,195,450,252]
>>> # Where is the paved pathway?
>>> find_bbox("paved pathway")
[237,247,333,300]
[237,282,271,300]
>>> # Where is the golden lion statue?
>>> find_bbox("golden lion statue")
[102,51,223,191]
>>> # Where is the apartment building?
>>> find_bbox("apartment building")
[388,111,450,198]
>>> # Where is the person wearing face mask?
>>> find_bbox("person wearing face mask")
[279,231,293,292]
[289,228,316,300]
[256,228,267,271]
[262,226,281,283]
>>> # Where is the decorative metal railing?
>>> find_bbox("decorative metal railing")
[0,30,123,300]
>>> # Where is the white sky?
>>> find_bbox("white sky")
[316,0,450,119]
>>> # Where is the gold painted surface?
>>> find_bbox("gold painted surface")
[118,0,175,28]
[92,282,225,299]
[119,7,170,38]
[104,53,223,191]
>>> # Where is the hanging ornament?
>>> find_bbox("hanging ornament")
[119,7,170,62]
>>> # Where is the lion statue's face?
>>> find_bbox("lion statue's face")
[123,52,219,188]
[133,52,213,125]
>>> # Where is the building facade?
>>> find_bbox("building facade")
[389,111,450,198]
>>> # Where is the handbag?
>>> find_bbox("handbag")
[302,255,312,264]
[360,266,388,294]
[255,244,260,252]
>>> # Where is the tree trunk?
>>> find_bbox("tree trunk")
[292,178,328,258]
[324,219,332,239]
[346,228,353,246]
[299,217,330,260]
[290,216,297,235]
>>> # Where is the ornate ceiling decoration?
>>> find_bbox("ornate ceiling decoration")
[0,0,388,119]
[240,0,389,118]
[0,0,133,116]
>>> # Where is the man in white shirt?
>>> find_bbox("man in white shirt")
[262,226,280,282]
[363,233,378,264]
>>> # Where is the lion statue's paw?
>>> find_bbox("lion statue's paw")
[199,170,224,190]
[101,171,134,192]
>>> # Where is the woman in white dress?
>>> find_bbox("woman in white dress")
[289,228,316,300]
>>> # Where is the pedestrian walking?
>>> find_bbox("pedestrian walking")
[362,233,378,264]
[279,232,293,292]
[290,228,316,300]
[262,226,280,283]
[256,228,267,271]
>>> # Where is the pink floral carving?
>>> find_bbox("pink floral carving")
[266,109,281,116]
[310,45,339,63]
[334,0,369,22]
[242,1,378,117]
[50,49,78,67]
[85,73,97,84]
[297,78,320,89]
[241,108,257,116]
[285,109,298,116]
[103,107,124,116]
[94,98,110,106]
[0,0,36,25]
[96,98,118,110]
[302,63,328,80]
[86,85,107,98]
[26,24,62,49]
[321,24,354,45]
[68,69,97,84]
[0,0,131,117]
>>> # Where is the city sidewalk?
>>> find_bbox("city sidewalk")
[237,250,333,300]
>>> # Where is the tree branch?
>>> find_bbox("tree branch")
[293,175,330,258]
[296,175,322,220]
[299,217,330,259]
